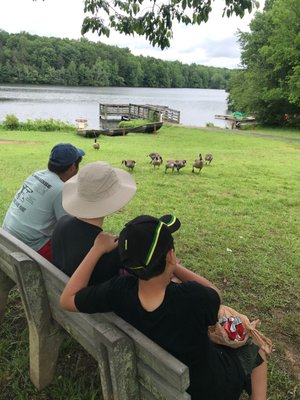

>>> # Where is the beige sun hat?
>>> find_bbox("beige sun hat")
[63,161,137,218]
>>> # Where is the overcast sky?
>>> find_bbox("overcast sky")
[0,0,265,69]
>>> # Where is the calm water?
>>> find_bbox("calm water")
[0,84,228,128]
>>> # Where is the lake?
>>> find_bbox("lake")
[0,85,228,129]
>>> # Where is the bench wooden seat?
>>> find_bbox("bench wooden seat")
[0,227,190,399]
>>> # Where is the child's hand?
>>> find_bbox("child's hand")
[93,232,118,254]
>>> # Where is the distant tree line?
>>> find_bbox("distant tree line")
[0,30,233,89]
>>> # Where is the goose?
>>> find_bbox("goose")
[165,160,176,173]
[205,153,213,165]
[151,156,163,168]
[92,138,100,150]
[174,160,187,172]
[122,160,136,172]
[148,152,162,164]
[192,154,204,173]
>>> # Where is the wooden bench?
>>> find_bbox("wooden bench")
[0,228,190,399]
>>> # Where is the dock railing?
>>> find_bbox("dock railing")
[99,104,130,120]
[99,103,180,125]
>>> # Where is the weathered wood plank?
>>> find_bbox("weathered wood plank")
[0,267,15,320]
[140,385,156,400]
[0,240,18,320]
[139,384,190,400]
[137,361,191,400]
[0,242,17,281]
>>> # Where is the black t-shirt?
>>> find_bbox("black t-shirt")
[75,277,246,399]
[52,215,122,284]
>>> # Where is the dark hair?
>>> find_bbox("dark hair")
[126,238,174,281]
[48,156,82,174]
[119,215,180,280]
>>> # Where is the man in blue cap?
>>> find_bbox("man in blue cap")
[2,143,85,261]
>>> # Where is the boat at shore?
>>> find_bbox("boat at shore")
[130,121,163,133]
[100,127,130,137]
[77,129,102,138]
[77,127,131,137]
[77,121,163,137]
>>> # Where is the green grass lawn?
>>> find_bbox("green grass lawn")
[0,125,299,399]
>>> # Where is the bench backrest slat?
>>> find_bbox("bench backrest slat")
[137,360,191,400]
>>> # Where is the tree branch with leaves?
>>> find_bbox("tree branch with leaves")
[81,0,260,49]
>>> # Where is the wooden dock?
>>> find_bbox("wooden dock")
[215,114,256,129]
[99,103,180,127]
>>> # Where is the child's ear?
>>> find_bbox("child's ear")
[166,248,176,264]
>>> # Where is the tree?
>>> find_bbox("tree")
[170,61,186,87]
[65,61,79,85]
[288,66,300,106]
[81,0,260,49]
[228,0,300,126]
[91,58,111,86]
[210,72,226,89]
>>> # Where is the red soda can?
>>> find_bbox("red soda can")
[223,316,246,341]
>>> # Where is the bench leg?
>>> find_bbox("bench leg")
[29,325,65,389]
[0,268,15,321]
[11,252,65,389]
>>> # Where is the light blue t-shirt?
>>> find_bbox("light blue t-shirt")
[2,169,67,251]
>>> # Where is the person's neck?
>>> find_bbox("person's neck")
[57,171,71,182]
[56,164,77,182]
[138,267,172,311]
[77,217,104,228]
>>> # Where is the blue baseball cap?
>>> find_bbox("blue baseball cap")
[49,143,85,166]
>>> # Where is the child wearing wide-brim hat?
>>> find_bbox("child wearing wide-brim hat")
[52,161,136,284]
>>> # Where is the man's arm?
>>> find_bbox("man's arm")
[174,262,221,298]
[60,232,118,312]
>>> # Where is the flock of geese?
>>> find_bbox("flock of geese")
[91,139,213,173]
[121,152,213,173]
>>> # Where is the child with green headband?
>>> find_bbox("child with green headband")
[60,214,267,400]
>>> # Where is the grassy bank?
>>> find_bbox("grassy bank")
[0,125,299,399]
